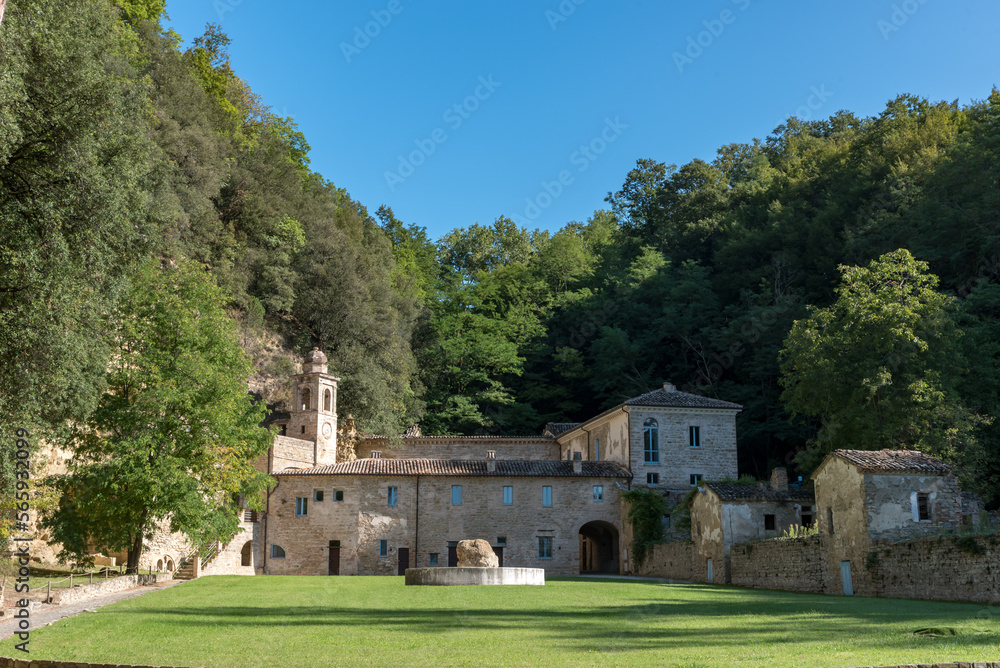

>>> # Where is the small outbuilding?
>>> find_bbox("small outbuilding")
[690,468,815,584]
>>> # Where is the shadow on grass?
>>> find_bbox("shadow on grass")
[89,595,1000,655]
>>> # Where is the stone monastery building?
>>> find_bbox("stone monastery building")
[257,349,742,576]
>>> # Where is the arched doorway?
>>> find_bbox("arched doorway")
[241,541,253,567]
[579,521,620,574]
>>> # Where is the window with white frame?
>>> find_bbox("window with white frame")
[387,486,398,507]
[295,497,308,516]
[542,486,552,507]
[502,485,513,505]
[593,485,603,501]
[689,425,701,448]
[538,536,553,559]
[644,418,659,463]
[379,540,388,557]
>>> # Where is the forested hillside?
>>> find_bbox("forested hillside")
[2,0,999,508]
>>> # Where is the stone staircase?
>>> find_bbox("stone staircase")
[173,557,197,580]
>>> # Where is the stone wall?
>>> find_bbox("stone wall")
[864,473,963,541]
[635,541,695,580]
[727,533,1000,604]
[200,521,262,576]
[140,517,192,573]
[355,438,560,461]
[628,407,738,494]
[272,435,316,471]
[266,472,625,576]
[49,573,172,606]
[729,535,827,594]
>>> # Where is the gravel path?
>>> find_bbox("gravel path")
[0,579,184,641]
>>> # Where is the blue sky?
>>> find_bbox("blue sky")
[165,1,999,240]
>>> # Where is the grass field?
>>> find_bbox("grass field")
[3,576,998,667]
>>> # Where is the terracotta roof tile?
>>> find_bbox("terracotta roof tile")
[277,458,632,479]
[831,449,951,475]
[543,422,581,436]
[704,482,814,502]
[625,388,742,410]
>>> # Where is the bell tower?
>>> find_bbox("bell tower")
[287,348,339,467]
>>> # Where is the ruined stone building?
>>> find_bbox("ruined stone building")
[255,349,743,576]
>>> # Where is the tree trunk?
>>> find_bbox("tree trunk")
[0,0,7,30]
[126,532,144,574]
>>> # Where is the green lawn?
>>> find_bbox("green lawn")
[3,576,998,667]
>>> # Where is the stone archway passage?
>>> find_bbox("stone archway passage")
[240,541,253,567]
[579,520,620,574]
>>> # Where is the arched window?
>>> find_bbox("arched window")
[324,389,332,412]
[301,388,311,411]
[241,541,253,567]
[270,545,286,559]
[643,418,659,464]
[156,559,163,572]
[166,558,174,572]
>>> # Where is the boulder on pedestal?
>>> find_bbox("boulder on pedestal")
[456,539,499,568]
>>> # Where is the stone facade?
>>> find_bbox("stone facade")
[355,437,559,462]
[265,464,627,576]
[634,540,695,580]
[729,535,827,594]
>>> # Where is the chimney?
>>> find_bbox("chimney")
[770,467,788,493]
[663,381,676,392]
[573,451,582,474]
[486,450,496,473]
[371,451,381,459]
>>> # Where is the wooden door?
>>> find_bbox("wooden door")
[493,546,504,567]
[397,547,410,575]
[448,546,458,567]
[328,543,340,575]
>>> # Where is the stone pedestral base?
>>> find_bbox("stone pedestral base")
[404,567,545,586]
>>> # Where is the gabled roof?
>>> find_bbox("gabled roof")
[543,422,581,437]
[825,449,952,475]
[276,458,631,479]
[703,481,814,503]
[624,387,742,411]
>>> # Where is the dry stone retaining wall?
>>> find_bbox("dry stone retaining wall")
[49,573,172,607]
[730,535,827,593]
[635,540,695,580]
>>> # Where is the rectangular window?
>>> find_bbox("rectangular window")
[662,514,671,530]
[917,493,930,521]
[764,514,776,531]
[429,553,439,565]
[690,474,703,486]
[452,485,463,505]
[593,485,604,501]
[295,497,308,517]
[313,489,324,502]
[647,472,660,485]
[594,438,600,462]
[689,425,701,448]
[502,486,513,506]
[542,486,552,507]
[387,486,398,507]
[334,490,344,502]
[801,507,813,527]
[379,540,388,557]
[538,536,553,559]
[497,536,507,546]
